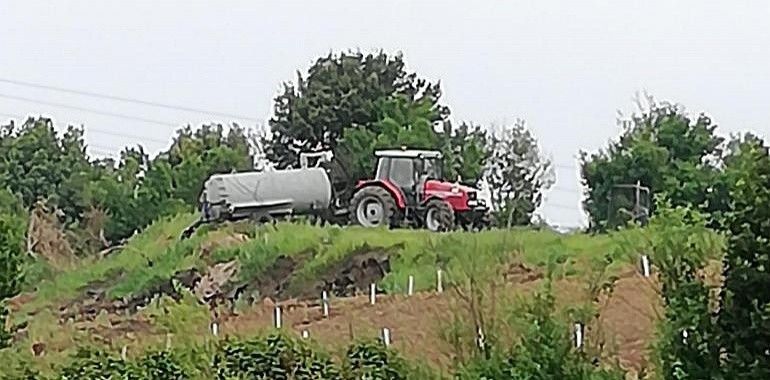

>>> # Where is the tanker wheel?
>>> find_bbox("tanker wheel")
[349,186,397,228]
[424,199,455,232]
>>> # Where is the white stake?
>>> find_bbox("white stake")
[165,333,172,350]
[211,322,219,336]
[381,327,391,347]
[301,330,309,339]
[322,291,329,318]
[370,283,376,305]
[574,322,584,349]
[121,346,127,360]
[274,306,282,329]
[641,254,651,278]
[407,275,414,296]
[437,269,444,293]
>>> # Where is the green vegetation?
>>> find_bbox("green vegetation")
[1,214,637,378]
[22,215,619,316]
[0,333,443,380]
[581,94,726,231]
[0,190,26,348]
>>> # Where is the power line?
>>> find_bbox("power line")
[87,128,169,145]
[0,110,170,146]
[0,112,23,120]
[1,109,173,144]
[0,93,180,128]
[0,77,259,122]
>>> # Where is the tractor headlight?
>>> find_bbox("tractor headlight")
[467,191,477,200]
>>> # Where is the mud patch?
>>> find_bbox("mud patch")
[295,243,399,299]
[59,269,198,323]
[503,262,543,284]
[251,254,305,301]
[210,252,312,309]
[78,316,156,344]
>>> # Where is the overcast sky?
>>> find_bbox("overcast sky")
[2,0,769,228]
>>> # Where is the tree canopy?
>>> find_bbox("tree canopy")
[266,50,447,168]
[264,50,488,187]
[484,120,554,226]
[0,117,254,246]
[580,96,724,230]
[0,189,26,348]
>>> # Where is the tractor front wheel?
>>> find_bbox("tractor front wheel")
[424,199,455,232]
[349,186,397,228]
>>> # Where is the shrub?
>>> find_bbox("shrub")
[342,340,413,380]
[212,333,340,380]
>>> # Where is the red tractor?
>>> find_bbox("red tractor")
[182,147,493,239]
[348,149,492,231]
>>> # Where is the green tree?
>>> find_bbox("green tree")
[716,134,770,378]
[443,121,488,184]
[0,117,254,244]
[267,49,491,197]
[484,119,554,227]
[0,189,26,348]
[0,117,94,224]
[87,123,253,241]
[266,50,447,170]
[621,201,724,379]
[83,147,153,241]
[580,95,723,231]
[337,95,444,181]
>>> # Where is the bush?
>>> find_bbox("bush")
[456,283,625,380]
[212,333,340,380]
[58,347,141,380]
[136,350,190,380]
[343,340,412,380]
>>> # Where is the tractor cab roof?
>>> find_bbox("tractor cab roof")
[374,149,443,159]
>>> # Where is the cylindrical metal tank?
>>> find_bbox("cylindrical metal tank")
[202,167,333,220]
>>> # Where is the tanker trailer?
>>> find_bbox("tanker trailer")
[180,152,335,239]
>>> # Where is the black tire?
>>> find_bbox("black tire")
[349,186,398,228]
[424,198,455,232]
[474,212,494,231]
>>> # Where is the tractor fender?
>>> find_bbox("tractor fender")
[354,179,407,209]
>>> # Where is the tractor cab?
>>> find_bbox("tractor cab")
[373,149,443,206]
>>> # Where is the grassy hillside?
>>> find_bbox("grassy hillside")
[18,213,628,314]
[5,213,649,376]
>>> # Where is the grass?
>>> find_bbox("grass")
[6,214,645,375]
[18,216,634,317]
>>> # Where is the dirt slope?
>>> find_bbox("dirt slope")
[217,273,661,374]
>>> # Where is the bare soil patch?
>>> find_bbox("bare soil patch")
[295,243,398,299]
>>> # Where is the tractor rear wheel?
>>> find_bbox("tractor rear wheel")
[424,199,455,232]
[349,186,397,228]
